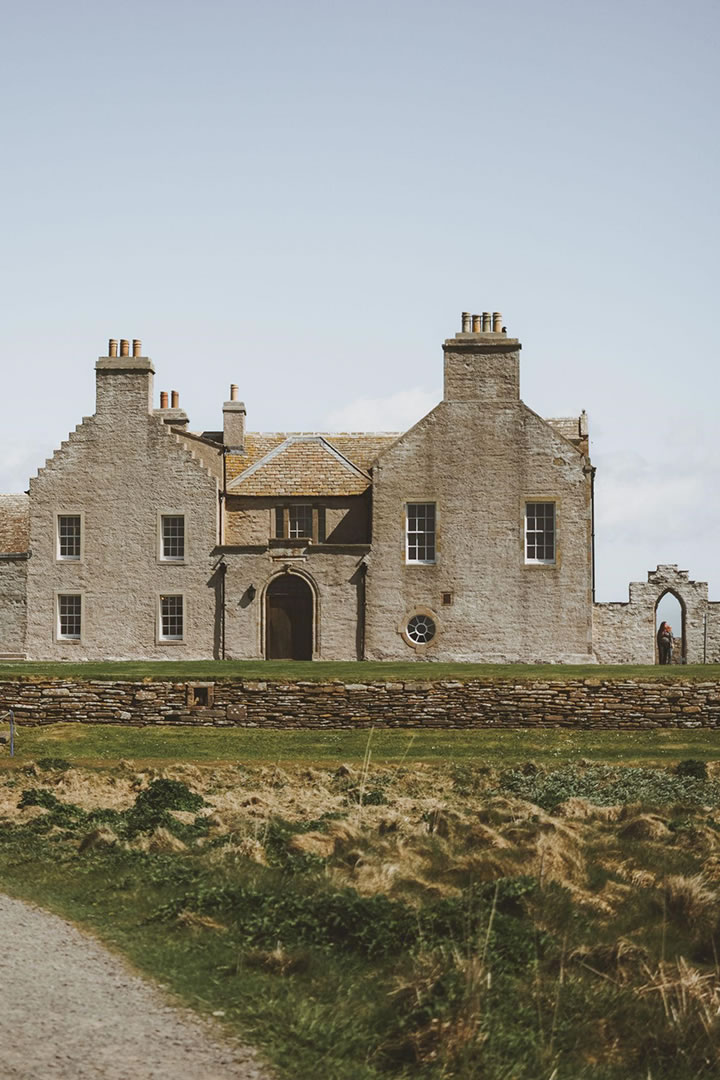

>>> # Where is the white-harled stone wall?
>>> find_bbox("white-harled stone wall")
[0,560,27,655]
[25,356,220,660]
[365,332,594,663]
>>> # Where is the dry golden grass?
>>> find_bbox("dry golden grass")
[637,957,720,1052]
[663,874,717,926]
[175,909,228,933]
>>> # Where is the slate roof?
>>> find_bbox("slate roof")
[0,494,29,554]
[225,433,399,495]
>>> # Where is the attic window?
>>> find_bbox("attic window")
[274,505,326,543]
[289,505,313,538]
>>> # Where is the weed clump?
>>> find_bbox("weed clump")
[36,757,72,772]
[674,759,709,780]
[133,778,206,815]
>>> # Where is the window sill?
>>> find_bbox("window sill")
[269,538,312,548]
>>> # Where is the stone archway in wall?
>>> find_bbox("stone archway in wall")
[655,589,685,664]
[629,566,708,664]
[264,573,315,660]
[593,565,712,665]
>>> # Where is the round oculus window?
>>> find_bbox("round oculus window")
[406,613,436,645]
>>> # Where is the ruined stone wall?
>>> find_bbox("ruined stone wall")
[3,676,720,729]
[704,602,720,663]
[366,399,593,663]
[25,360,221,660]
[593,565,715,664]
[0,560,27,655]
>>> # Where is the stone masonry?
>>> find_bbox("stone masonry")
[2,676,720,729]
[593,565,720,664]
[365,329,594,662]
[1,317,718,664]
[25,351,221,660]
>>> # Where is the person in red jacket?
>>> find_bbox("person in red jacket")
[657,621,673,665]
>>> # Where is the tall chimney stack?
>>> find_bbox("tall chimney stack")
[443,311,520,402]
[95,336,154,416]
[223,383,246,451]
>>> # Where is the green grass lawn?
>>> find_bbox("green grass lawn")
[2,722,720,769]
[1,659,720,681]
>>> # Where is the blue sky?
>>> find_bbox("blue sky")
[2,0,718,602]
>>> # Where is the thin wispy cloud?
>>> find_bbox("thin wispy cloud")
[326,387,437,432]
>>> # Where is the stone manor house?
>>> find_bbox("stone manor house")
[1,313,718,664]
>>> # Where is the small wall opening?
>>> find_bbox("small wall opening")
[186,682,214,708]
[655,591,685,664]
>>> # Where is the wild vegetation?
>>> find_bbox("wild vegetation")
[2,733,720,1077]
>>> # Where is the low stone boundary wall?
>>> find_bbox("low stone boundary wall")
[1,677,720,729]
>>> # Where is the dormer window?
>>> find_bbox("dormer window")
[274,505,326,542]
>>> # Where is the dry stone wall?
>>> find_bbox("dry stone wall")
[2,677,720,729]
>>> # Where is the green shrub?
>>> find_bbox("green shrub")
[674,759,708,780]
[36,757,72,772]
[133,778,206,814]
[498,765,720,810]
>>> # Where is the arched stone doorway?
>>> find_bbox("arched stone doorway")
[265,574,314,660]
[655,589,685,664]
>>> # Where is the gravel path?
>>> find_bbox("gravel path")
[0,895,272,1080]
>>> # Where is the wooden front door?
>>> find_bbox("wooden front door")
[266,575,313,660]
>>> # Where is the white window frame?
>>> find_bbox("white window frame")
[524,501,556,565]
[288,504,313,539]
[56,511,83,562]
[405,502,436,565]
[55,592,83,641]
[158,593,185,643]
[398,606,439,652]
[158,512,186,563]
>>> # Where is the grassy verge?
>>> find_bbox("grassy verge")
[1,659,720,681]
[3,723,720,768]
[3,743,720,1077]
